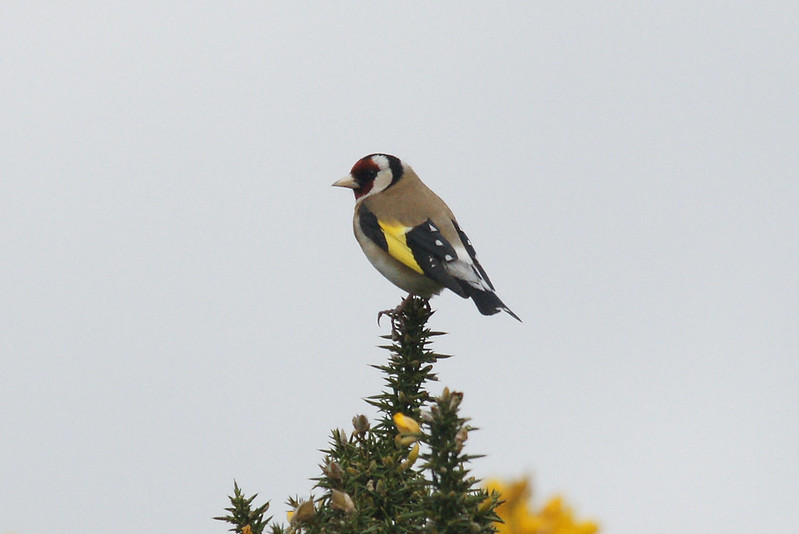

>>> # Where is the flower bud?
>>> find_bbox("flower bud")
[478,494,494,514]
[352,414,370,436]
[455,427,468,452]
[324,461,343,485]
[330,489,356,514]
[449,390,463,410]
[291,499,316,524]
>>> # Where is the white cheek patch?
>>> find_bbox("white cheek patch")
[357,168,395,201]
[372,169,393,194]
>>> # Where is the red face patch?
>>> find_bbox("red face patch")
[354,181,373,200]
[349,157,380,199]
[350,157,379,177]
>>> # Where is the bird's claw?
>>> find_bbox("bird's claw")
[377,294,416,336]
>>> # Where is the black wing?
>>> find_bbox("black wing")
[404,219,469,297]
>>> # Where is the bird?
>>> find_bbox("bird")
[333,153,520,321]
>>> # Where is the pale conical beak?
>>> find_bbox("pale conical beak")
[332,175,358,189]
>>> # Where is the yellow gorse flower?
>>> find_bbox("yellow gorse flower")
[485,477,599,534]
[400,442,421,471]
[393,412,421,435]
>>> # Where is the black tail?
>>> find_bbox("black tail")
[462,285,521,321]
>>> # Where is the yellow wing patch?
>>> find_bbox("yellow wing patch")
[378,220,424,274]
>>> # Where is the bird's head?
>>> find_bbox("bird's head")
[332,153,405,200]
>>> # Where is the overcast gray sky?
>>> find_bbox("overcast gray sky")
[2,3,797,533]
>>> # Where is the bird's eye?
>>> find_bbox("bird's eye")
[356,168,377,182]
[350,158,381,185]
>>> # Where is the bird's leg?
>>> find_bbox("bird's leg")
[377,294,415,335]
[377,294,413,323]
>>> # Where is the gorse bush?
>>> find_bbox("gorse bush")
[217,296,596,533]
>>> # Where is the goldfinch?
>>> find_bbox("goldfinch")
[333,154,520,321]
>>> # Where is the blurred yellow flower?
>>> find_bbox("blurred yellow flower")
[484,477,599,534]
[401,442,421,471]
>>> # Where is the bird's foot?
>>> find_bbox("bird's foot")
[377,294,417,336]
[377,294,413,323]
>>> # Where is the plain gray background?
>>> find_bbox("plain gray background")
[2,3,797,533]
